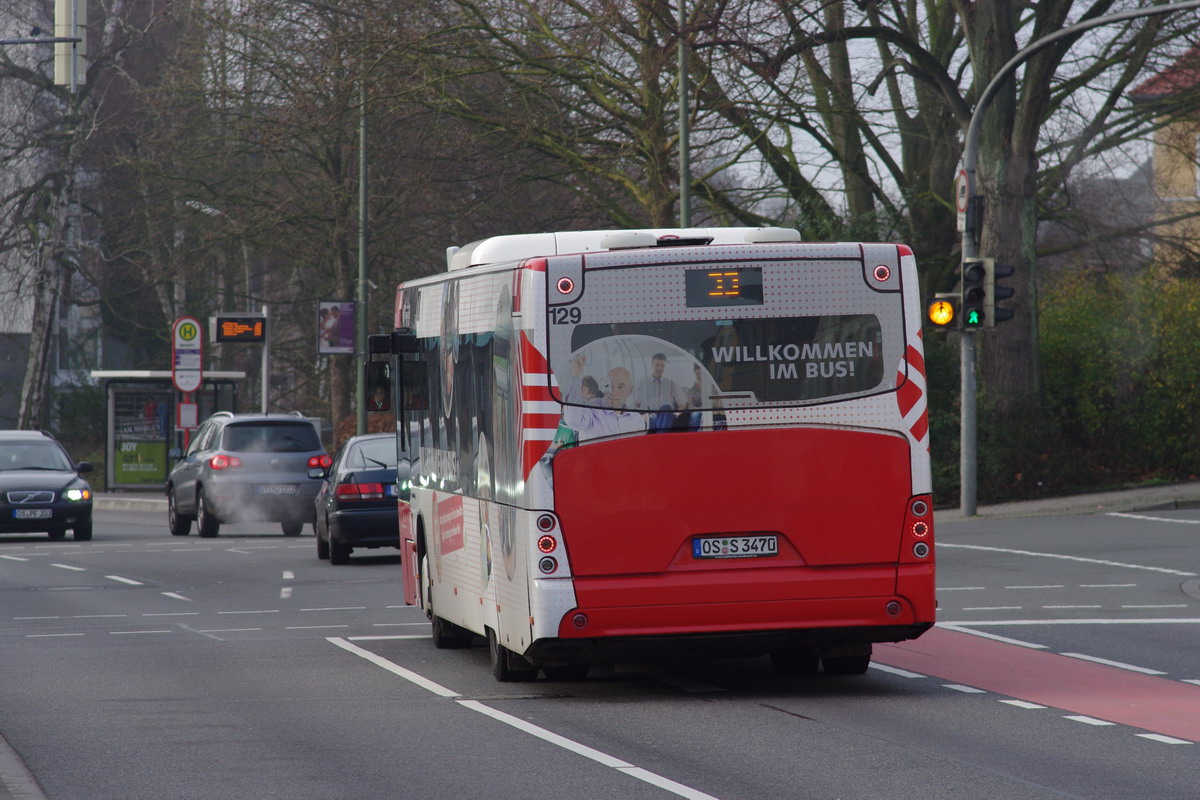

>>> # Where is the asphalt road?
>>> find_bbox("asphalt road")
[0,485,1198,799]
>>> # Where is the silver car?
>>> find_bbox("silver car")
[166,412,331,537]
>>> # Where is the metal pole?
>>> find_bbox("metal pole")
[356,77,368,436]
[957,0,1200,516]
[261,304,269,413]
[677,0,690,228]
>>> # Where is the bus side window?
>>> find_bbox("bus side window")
[402,361,429,411]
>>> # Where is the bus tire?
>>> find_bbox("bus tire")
[422,554,472,648]
[542,663,589,682]
[770,650,820,676]
[488,628,536,682]
[822,653,871,675]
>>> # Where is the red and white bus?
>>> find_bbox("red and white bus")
[376,227,935,681]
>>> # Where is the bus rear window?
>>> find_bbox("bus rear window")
[561,315,884,407]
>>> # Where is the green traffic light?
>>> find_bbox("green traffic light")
[965,309,982,327]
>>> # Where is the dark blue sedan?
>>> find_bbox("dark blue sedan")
[311,433,401,564]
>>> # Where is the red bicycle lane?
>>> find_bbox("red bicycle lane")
[875,625,1200,743]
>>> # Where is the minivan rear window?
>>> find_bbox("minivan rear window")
[223,423,320,453]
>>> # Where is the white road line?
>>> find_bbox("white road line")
[1183,679,1200,686]
[1042,605,1102,610]
[1081,584,1136,588]
[74,614,126,619]
[1135,734,1193,745]
[938,543,1198,577]
[50,563,85,572]
[110,630,173,635]
[962,606,1023,611]
[1122,604,1187,609]
[1060,653,1166,675]
[944,684,986,693]
[1065,715,1115,727]
[218,609,279,615]
[936,624,1048,649]
[1108,512,1200,525]
[105,575,143,586]
[868,663,926,678]
[302,606,366,612]
[282,571,295,580]
[0,555,28,561]
[939,618,1200,626]
[286,625,349,630]
[1006,585,1064,589]
[937,586,985,591]
[280,587,294,600]
[195,628,262,633]
[329,638,721,800]
[1000,700,1046,709]
[161,592,190,601]
[26,633,83,638]
[144,612,198,617]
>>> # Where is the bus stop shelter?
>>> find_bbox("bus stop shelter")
[90,370,245,491]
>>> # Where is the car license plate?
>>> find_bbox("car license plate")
[255,484,297,495]
[693,534,778,559]
[386,484,397,497]
[13,509,53,520]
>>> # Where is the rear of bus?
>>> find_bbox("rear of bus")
[535,237,935,671]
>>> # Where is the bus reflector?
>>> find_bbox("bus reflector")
[536,514,557,532]
[571,613,588,629]
[886,601,901,616]
[913,542,930,558]
[539,556,557,574]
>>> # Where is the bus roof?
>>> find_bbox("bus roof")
[445,227,802,271]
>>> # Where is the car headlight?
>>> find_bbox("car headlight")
[64,487,91,502]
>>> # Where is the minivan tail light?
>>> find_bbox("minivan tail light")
[210,454,242,470]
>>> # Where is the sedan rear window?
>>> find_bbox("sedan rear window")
[222,423,320,453]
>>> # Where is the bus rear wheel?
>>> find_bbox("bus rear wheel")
[422,554,472,649]
[488,628,536,682]
[822,651,872,675]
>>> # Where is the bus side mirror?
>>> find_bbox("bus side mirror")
[401,361,428,411]
[365,360,391,412]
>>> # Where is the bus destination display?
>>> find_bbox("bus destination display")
[685,267,764,307]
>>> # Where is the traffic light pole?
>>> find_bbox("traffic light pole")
[956,1,1200,517]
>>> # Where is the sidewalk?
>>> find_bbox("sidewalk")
[93,481,1200,521]
[933,480,1200,522]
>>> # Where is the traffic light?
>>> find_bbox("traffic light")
[985,260,1014,327]
[926,293,959,329]
[960,259,986,329]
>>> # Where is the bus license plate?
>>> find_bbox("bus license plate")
[255,484,297,495]
[13,509,53,520]
[693,535,778,559]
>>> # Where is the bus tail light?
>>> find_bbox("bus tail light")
[901,494,934,562]
[537,534,557,553]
